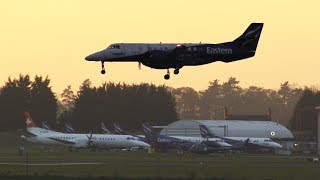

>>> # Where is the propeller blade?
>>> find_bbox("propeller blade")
[138,62,141,70]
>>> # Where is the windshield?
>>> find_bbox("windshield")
[107,44,120,49]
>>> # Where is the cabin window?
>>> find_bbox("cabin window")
[193,47,197,51]
[188,47,192,51]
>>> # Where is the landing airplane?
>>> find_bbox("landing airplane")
[23,112,150,149]
[85,23,263,79]
[199,125,283,150]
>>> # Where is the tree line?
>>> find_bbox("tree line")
[0,75,319,135]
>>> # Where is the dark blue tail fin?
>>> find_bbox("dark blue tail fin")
[233,23,263,53]
[199,125,216,138]
[142,123,154,139]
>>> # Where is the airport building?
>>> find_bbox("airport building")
[160,120,293,140]
[158,108,295,153]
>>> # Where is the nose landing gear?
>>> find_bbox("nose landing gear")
[101,61,106,74]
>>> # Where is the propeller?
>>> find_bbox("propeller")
[86,133,94,148]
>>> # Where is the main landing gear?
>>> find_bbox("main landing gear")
[164,68,180,80]
[164,69,170,80]
[173,68,179,75]
[101,61,106,74]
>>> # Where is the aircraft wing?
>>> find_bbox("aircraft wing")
[23,131,37,138]
[141,44,187,62]
[48,137,76,145]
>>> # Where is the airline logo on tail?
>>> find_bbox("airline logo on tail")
[113,123,123,134]
[199,125,214,138]
[24,112,38,128]
[64,122,77,133]
[142,123,153,136]
[101,122,110,134]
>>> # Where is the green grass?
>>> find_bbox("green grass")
[0,132,319,179]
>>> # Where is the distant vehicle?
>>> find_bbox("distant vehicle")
[142,123,231,153]
[199,125,283,150]
[23,112,150,150]
[85,23,263,79]
[101,122,111,134]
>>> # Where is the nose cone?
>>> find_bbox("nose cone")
[137,141,150,148]
[272,142,283,149]
[220,142,232,147]
[85,54,96,61]
[85,50,106,61]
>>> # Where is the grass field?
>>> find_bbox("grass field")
[0,132,319,179]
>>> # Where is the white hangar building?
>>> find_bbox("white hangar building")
[159,120,294,140]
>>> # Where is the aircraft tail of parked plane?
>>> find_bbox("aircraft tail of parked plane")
[101,122,111,134]
[41,121,54,131]
[64,122,77,133]
[142,123,153,138]
[24,112,38,128]
[113,123,125,135]
[199,124,216,138]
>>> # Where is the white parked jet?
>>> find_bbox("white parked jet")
[23,112,150,149]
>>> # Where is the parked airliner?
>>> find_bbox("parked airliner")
[23,112,150,149]
[142,123,231,153]
[199,125,283,150]
[85,23,263,79]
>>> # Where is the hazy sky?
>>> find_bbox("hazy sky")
[1,0,319,94]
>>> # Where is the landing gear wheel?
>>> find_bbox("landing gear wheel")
[174,69,179,75]
[164,74,170,80]
[100,61,106,75]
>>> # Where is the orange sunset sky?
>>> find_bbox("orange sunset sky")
[1,0,319,94]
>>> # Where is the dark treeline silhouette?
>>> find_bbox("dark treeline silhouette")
[290,88,320,136]
[172,78,305,127]
[1,75,319,133]
[65,79,177,132]
[0,75,57,131]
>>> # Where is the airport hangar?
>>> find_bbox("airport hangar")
[157,108,295,152]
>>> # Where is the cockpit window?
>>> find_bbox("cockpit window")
[108,45,120,49]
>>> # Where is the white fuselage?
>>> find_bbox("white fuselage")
[172,136,232,147]
[26,127,150,149]
[224,136,283,149]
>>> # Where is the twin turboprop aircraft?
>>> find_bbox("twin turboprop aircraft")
[85,23,263,79]
[22,112,150,150]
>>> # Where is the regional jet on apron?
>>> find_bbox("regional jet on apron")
[85,23,263,80]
